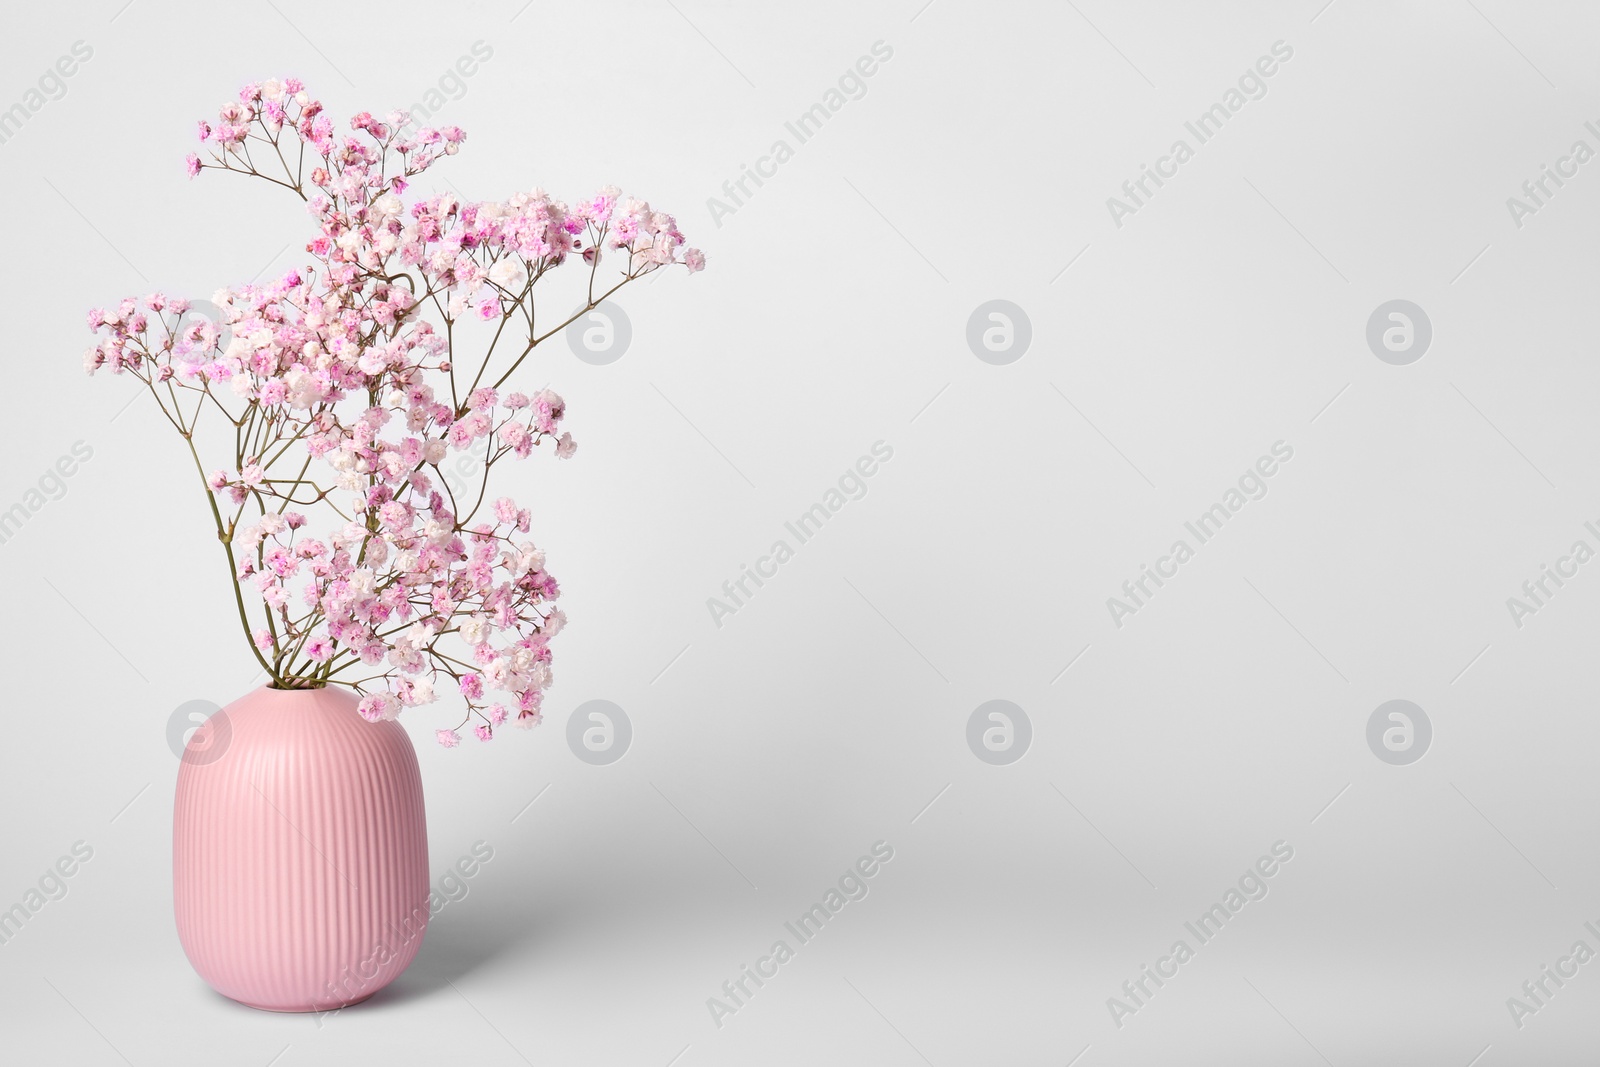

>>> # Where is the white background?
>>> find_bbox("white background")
[3,1,1600,1063]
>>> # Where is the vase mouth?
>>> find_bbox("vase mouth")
[263,682,331,693]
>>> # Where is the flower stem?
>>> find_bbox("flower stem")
[180,425,282,685]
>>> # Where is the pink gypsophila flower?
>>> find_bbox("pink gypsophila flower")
[82,78,705,748]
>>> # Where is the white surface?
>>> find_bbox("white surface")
[3,0,1600,1063]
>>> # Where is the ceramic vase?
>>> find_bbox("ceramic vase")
[173,684,429,1012]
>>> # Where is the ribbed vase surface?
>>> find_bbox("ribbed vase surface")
[173,685,429,1012]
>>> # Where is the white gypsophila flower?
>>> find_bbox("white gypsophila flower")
[484,658,509,689]
[284,369,320,408]
[488,257,526,290]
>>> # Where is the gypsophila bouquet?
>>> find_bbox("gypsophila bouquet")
[83,78,703,747]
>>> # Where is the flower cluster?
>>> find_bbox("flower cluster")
[86,79,703,745]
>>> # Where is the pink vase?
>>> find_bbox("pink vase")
[173,684,429,1012]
